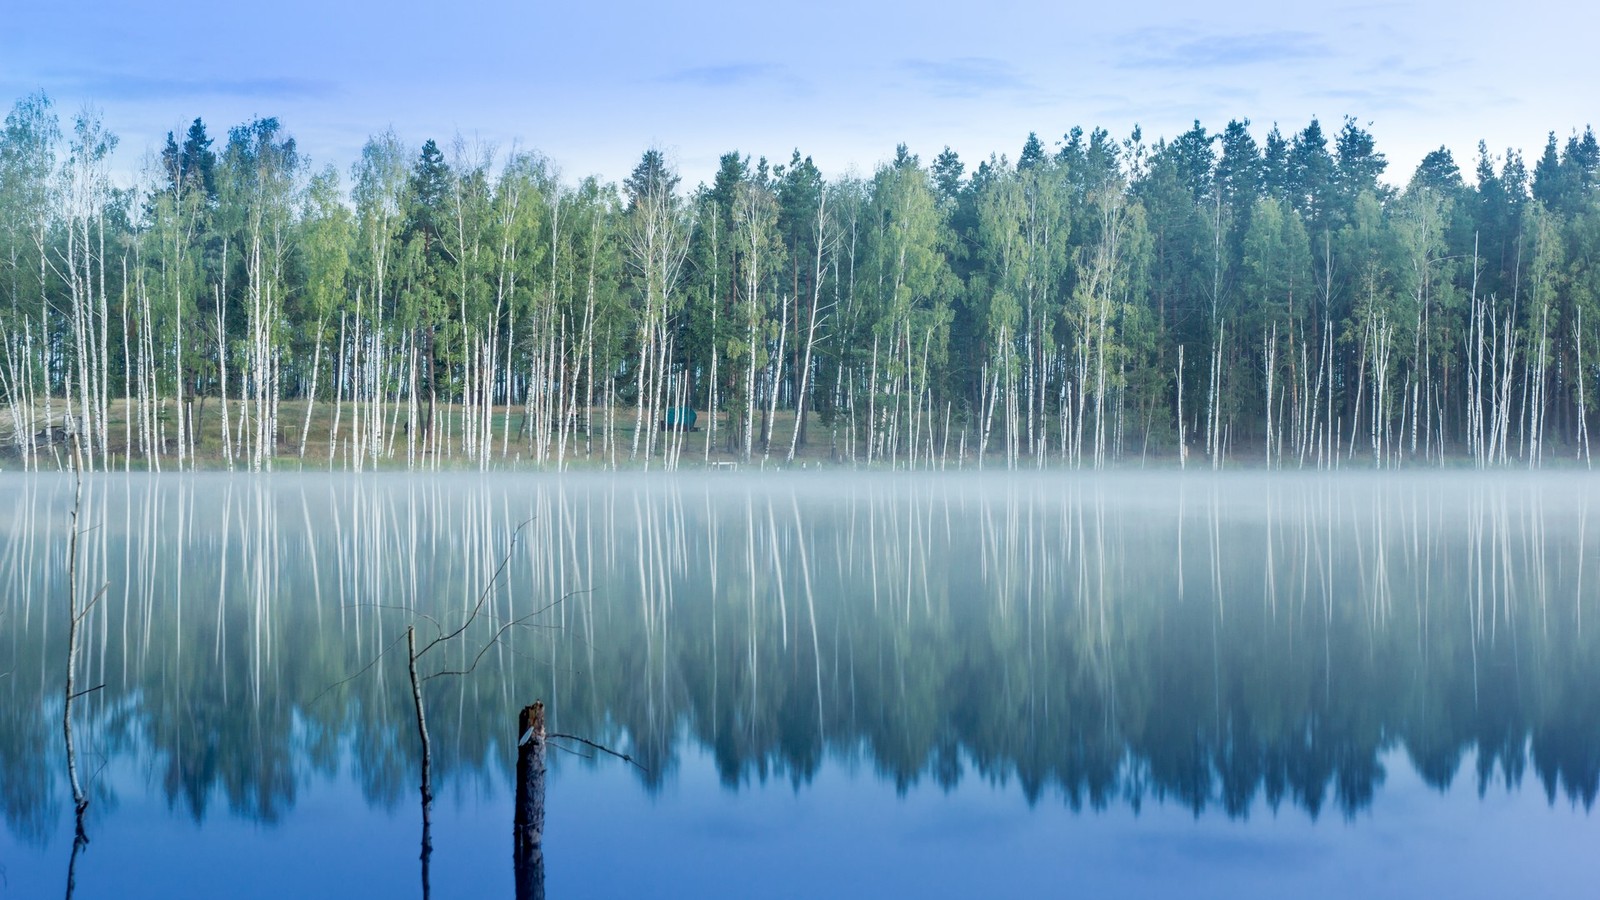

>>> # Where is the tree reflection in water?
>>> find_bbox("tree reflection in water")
[1,472,1598,856]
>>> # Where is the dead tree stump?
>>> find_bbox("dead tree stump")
[514,701,547,900]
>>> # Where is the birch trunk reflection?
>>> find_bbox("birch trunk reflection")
[2,472,1599,877]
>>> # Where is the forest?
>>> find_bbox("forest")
[2,90,1598,470]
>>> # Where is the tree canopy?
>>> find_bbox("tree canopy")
[3,94,1599,470]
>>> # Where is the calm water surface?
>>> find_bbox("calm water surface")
[2,472,1599,898]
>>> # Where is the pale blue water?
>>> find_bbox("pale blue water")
[3,473,1599,898]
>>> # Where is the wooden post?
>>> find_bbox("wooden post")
[514,701,546,900]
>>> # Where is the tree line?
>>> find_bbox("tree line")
[3,90,1598,470]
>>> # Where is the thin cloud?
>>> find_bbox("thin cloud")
[898,57,1030,99]
[1355,53,1466,82]
[35,71,336,102]
[1202,84,1261,103]
[1118,29,1332,70]
[1304,85,1432,113]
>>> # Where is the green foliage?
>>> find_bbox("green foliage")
[7,89,1600,467]
[0,92,60,323]
[294,166,352,353]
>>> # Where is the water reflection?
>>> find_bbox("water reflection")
[2,472,1598,850]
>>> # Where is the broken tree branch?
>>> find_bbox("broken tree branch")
[547,732,648,774]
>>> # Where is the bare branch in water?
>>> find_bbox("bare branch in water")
[320,520,557,698]
[550,743,595,762]
[424,613,531,682]
[548,733,648,774]
[424,589,587,682]
[311,630,409,704]
[75,583,109,624]
[415,519,533,660]
[475,587,591,628]
[339,601,444,631]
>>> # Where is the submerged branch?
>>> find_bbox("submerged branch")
[75,583,109,624]
[414,519,532,660]
[341,600,440,619]
[547,733,648,774]
[423,615,528,682]
[311,630,409,705]
[549,743,595,762]
[423,589,586,682]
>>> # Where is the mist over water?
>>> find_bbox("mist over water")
[3,472,1600,896]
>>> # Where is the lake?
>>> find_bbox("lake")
[3,472,1600,898]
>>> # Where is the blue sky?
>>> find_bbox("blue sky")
[2,0,1592,189]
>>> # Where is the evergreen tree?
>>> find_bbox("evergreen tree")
[931,146,965,205]
[160,118,218,203]
[1288,118,1336,229]
[1261,125,1291,202]
[1017,132,1046,172]
[624,148,679,209]
[1333,117,1387,211]
[1533,133,1564,207]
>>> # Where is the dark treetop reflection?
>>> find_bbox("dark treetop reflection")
[2,472,1599,878]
